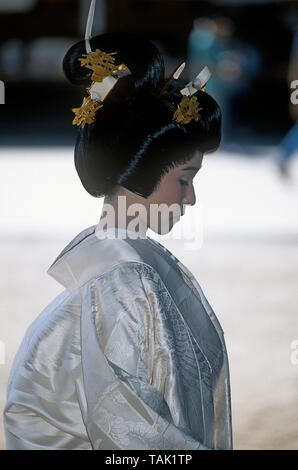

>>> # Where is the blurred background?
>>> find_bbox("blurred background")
[0,0,298,450]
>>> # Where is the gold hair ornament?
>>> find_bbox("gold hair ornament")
[72,0,131,128]
[78,49,124,82]
[72,95,103,128]
[160,64,211,125]
[72,0,132,128]
[173,95,203,125]
[72,48,131,128]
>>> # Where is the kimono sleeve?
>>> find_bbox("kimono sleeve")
[80,262,209,450]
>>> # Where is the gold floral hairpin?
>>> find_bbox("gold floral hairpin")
[78,49,118,82]
[72,95,103,128]
[172,95,203,125]
[160,64,211,125]
[72,0,132,128]
[72,48,132,128]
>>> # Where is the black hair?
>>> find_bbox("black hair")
[63,32,222,198]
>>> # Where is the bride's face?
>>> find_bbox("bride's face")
[145,151,203,234]
[100,152,203,236]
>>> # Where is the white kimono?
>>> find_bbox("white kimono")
[3,225,233,450]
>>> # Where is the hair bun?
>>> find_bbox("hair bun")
[63,32,165,94]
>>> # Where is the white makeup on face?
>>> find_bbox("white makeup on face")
[99,153,204,236]
[145,153,203,234]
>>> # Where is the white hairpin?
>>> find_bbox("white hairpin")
[159,61,186,96]
[180,65,211,96]
[85,0,97,54]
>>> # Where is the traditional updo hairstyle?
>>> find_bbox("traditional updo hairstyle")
[63,32,222,198]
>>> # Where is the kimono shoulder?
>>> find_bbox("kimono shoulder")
[47,226,150,292]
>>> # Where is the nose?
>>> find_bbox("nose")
[183,185,196,207]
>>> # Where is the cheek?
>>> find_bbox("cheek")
[157,188,181,206]
[160,176,182,200]
[148,174,184,206]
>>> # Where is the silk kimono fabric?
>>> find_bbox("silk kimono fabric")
[3,225,233,450]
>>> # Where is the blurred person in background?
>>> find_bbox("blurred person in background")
[277,23,298,178]
[187,16,261,146]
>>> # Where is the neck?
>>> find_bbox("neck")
[97,195,148,238]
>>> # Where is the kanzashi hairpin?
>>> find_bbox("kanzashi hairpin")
[170,65,211,125]
[180,65,211,97]
[72,49,131,128]
[159,61,186,96]
[173,95,203,125]
[72,0,132,128]
[72,96,103,128]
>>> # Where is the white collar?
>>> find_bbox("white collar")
[95,225,148,239]
[47,225,147,292]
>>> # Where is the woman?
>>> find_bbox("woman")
[3,19,232,450]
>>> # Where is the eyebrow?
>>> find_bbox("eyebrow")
[181,166,201,172]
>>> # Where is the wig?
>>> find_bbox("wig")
[63,32,222,198]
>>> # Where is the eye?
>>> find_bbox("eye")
[179,179,189,186]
